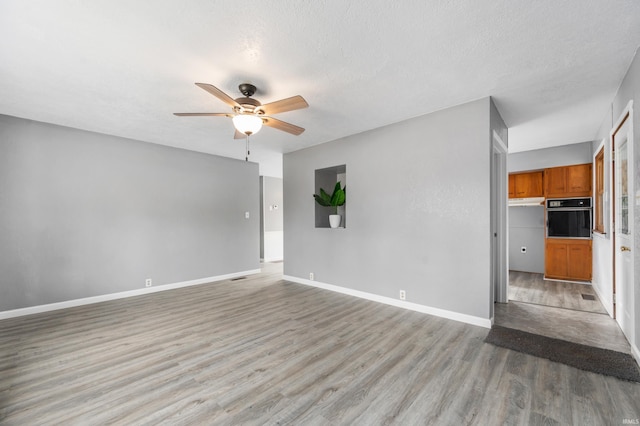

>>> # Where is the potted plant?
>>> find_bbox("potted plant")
[313,181,346,228]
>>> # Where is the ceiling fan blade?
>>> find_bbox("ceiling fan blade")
[257,95,308,116]
[173,112,232,117]
[234,129,245,139]
[262,117,305,135]
[195,83,240,109]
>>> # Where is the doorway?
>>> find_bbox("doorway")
[612,102,635,344]
[495,140,631,354]
[491,131,508,311]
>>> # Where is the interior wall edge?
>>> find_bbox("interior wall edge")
[0,269,261,320]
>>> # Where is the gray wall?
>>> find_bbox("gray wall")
[490,98,508,148]
[260,177,265,259]
[0,115,260,311]
[260,176,283,261]
[284,98,496,320]
[509,206,545,273]
[263,177,284,233]
[508,141,593,172]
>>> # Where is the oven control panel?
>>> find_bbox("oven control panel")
[547,198,591,209]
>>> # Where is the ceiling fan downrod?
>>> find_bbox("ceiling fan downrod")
[245,134,250,162]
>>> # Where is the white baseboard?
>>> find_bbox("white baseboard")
[0,269,261,320]
[632,342,640,367]
[283,275,491,329]
[591,279,614,318]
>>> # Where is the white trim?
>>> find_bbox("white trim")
[612,100,634,131]
[493,130,508,153]
[492,130,509,305]
[284,275,492,329]
[0,269,261,320]
[591,279,614,318]
[632,342,640,367]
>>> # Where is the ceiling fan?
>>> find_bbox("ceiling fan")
[175,83,308,159]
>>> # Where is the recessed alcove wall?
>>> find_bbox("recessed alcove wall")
[314,164,346,228]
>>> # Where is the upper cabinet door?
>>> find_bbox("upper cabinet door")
[544,164,592,198]
[544,167,567,196]
[515,171,543,197]
[566,163,592,194]
[509,171,543,198]
[508,174,516,198]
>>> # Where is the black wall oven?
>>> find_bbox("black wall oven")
[546,198,592,239]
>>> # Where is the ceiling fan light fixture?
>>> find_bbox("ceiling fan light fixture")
[232,114,263,135]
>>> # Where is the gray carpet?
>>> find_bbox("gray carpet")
[485,325,640,383]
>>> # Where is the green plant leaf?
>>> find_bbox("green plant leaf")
[331,188,345,207]
[313,193,331,207]
[333,181,342,194]
[320,188,332,204]
[313,182,346,210]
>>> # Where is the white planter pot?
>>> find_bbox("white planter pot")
[329,214,342,228]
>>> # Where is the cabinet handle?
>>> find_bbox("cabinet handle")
[621,246,631,252]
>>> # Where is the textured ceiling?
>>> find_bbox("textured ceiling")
[1,1,639,176]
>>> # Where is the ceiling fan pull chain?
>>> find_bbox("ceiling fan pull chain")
[245,134,250,161]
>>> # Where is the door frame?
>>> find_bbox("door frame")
[491,131,509,307]
[611,100,635,346]
[591,138,615,317]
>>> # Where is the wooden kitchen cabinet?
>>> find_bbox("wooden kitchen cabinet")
[544,163,592,198]
[509,174,516,198]
[508,171,543,198]
[545,238,592,281]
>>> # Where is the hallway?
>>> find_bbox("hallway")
[495,271,631,354]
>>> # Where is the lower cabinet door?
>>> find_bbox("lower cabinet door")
[568,243,592,281]
[545,242,569,279]
[545,239,592,281]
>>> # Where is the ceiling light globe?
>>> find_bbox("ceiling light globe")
[233,114,263,135]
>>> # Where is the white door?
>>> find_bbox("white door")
[613,107,634,342]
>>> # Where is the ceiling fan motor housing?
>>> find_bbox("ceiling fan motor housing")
[233,96,262,114]
[238,83,257,97]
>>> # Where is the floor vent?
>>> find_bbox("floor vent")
[231,276,247,281]
[581,294,596,301]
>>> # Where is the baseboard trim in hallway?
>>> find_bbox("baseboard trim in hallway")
[283,275,491,328]
[0,269,261,320]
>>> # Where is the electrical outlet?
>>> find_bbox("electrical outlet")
[399,290,406,300]
[245,211,250,219]
[145,278,152,287]
[521,246,527,253]
[309,272,314,281]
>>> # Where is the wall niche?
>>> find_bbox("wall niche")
[314,164,346,228]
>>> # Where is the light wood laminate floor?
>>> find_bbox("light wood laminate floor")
[509,270,607,314]
[495,301,631,354]
[1,263,639,425]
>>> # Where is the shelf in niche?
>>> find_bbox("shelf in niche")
[314,164,346,229]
